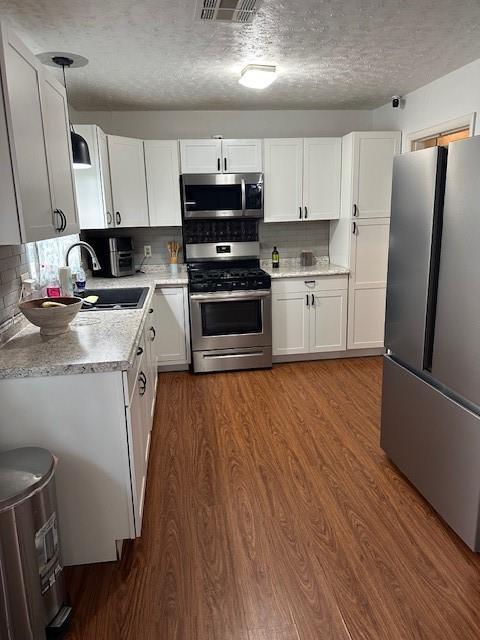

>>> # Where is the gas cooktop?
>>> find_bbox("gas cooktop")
[188,261,271,293]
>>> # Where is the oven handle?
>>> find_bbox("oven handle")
[241,178,246,212]
[190,290,271,302]
[203,351,265,360]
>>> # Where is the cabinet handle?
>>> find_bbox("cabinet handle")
[53,209,62,232]
[60,210,67,232]
[217,158,221,172]
[299,206,302,220]
[304,280,315,285]
[137,346,143,356]
[148,308,153,314]
[150,326,156,341]
[139,371,147,396]
[106,211,112,225]
[116,211,121,225]
[311,293,315,306]
[224,157,227,172]
[304,206,308,219]
[352,221,357,234]
[306,294,309,306]
[353,203,358,217]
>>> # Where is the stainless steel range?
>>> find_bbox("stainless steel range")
[183,209,272,374]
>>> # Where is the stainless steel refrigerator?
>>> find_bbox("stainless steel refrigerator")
[381,136,480,551]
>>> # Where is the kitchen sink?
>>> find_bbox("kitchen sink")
[78,287,149,311]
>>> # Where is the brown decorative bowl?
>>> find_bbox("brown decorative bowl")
[18,297,83,336]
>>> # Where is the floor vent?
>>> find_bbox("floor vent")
[195,0,263,24]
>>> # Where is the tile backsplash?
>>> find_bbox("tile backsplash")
[0,244,33,333]
[258,221,329,259]
[83,220,329,266]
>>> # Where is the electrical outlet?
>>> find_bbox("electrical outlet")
[144,245,152,258]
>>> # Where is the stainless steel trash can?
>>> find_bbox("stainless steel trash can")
[0,447,72,639]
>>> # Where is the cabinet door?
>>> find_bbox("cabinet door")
[153,288,188,364]
[98,128,114,228]
[222,139,262,173]
[0,26,55,242]
[303,138,341,220]
[180,139,222,174]
[127,371,147,536]
[108,135,149,227]
[144,140,182,226]
[272,290,310,356]
[41,71,79,236]
[0,73,19,244]
[74,125,105,229]
[143,305,158,421]
[264,139,303,222]
[309,290,347,352]
[348,218,390,349]
[352,132,401,218]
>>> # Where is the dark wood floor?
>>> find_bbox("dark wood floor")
[65,357,480,639]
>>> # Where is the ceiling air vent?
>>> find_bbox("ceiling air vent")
[195,0,263,24]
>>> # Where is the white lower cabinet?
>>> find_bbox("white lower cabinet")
[272,276,348,357]
[309,290,347,353]
[153,287,191,366]
[272,290,310,356]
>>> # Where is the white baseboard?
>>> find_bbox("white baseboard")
[273,348,384,364]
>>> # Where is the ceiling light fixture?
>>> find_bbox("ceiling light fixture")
[239,64,277,89]
[49,54,91,169]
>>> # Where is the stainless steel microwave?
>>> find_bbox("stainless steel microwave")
[181,173,263,219]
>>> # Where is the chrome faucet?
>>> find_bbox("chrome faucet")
[65,241,101,271]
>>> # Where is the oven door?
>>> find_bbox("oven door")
[182,173,263,219]
[190,290,272,351]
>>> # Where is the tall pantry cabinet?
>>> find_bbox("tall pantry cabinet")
[330,131,401,350]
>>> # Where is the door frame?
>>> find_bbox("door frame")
[406,113,475,152]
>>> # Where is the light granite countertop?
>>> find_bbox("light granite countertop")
[261,258,349,279]
[0,267,188,380]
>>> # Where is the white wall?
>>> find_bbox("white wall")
[71,108,372,139]
[373,58,480,151]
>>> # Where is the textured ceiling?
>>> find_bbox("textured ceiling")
[1,0,480,111]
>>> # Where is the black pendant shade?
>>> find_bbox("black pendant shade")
[71,130,91,168]
[47,54,91,169]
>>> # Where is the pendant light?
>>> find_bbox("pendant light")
[51,55,91,169]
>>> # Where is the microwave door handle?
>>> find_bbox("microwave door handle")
[241,178,246,212]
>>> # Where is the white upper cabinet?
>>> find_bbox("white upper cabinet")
[144,140,182,226]
[0,51,22,244]
[221,139,262,173]
[0,24,78,244]
[264,138,342,223]
[41,71,79,236]
[180,138,262,174]
[180,139,222,173]
[107,135,149,227]
[303,138,342,221]
[74,125,114,230]
[344,131,401,218]
[264,138,304,222]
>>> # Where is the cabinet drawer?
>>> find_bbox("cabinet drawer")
[127,333,146,402]
[272,275,348,294]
